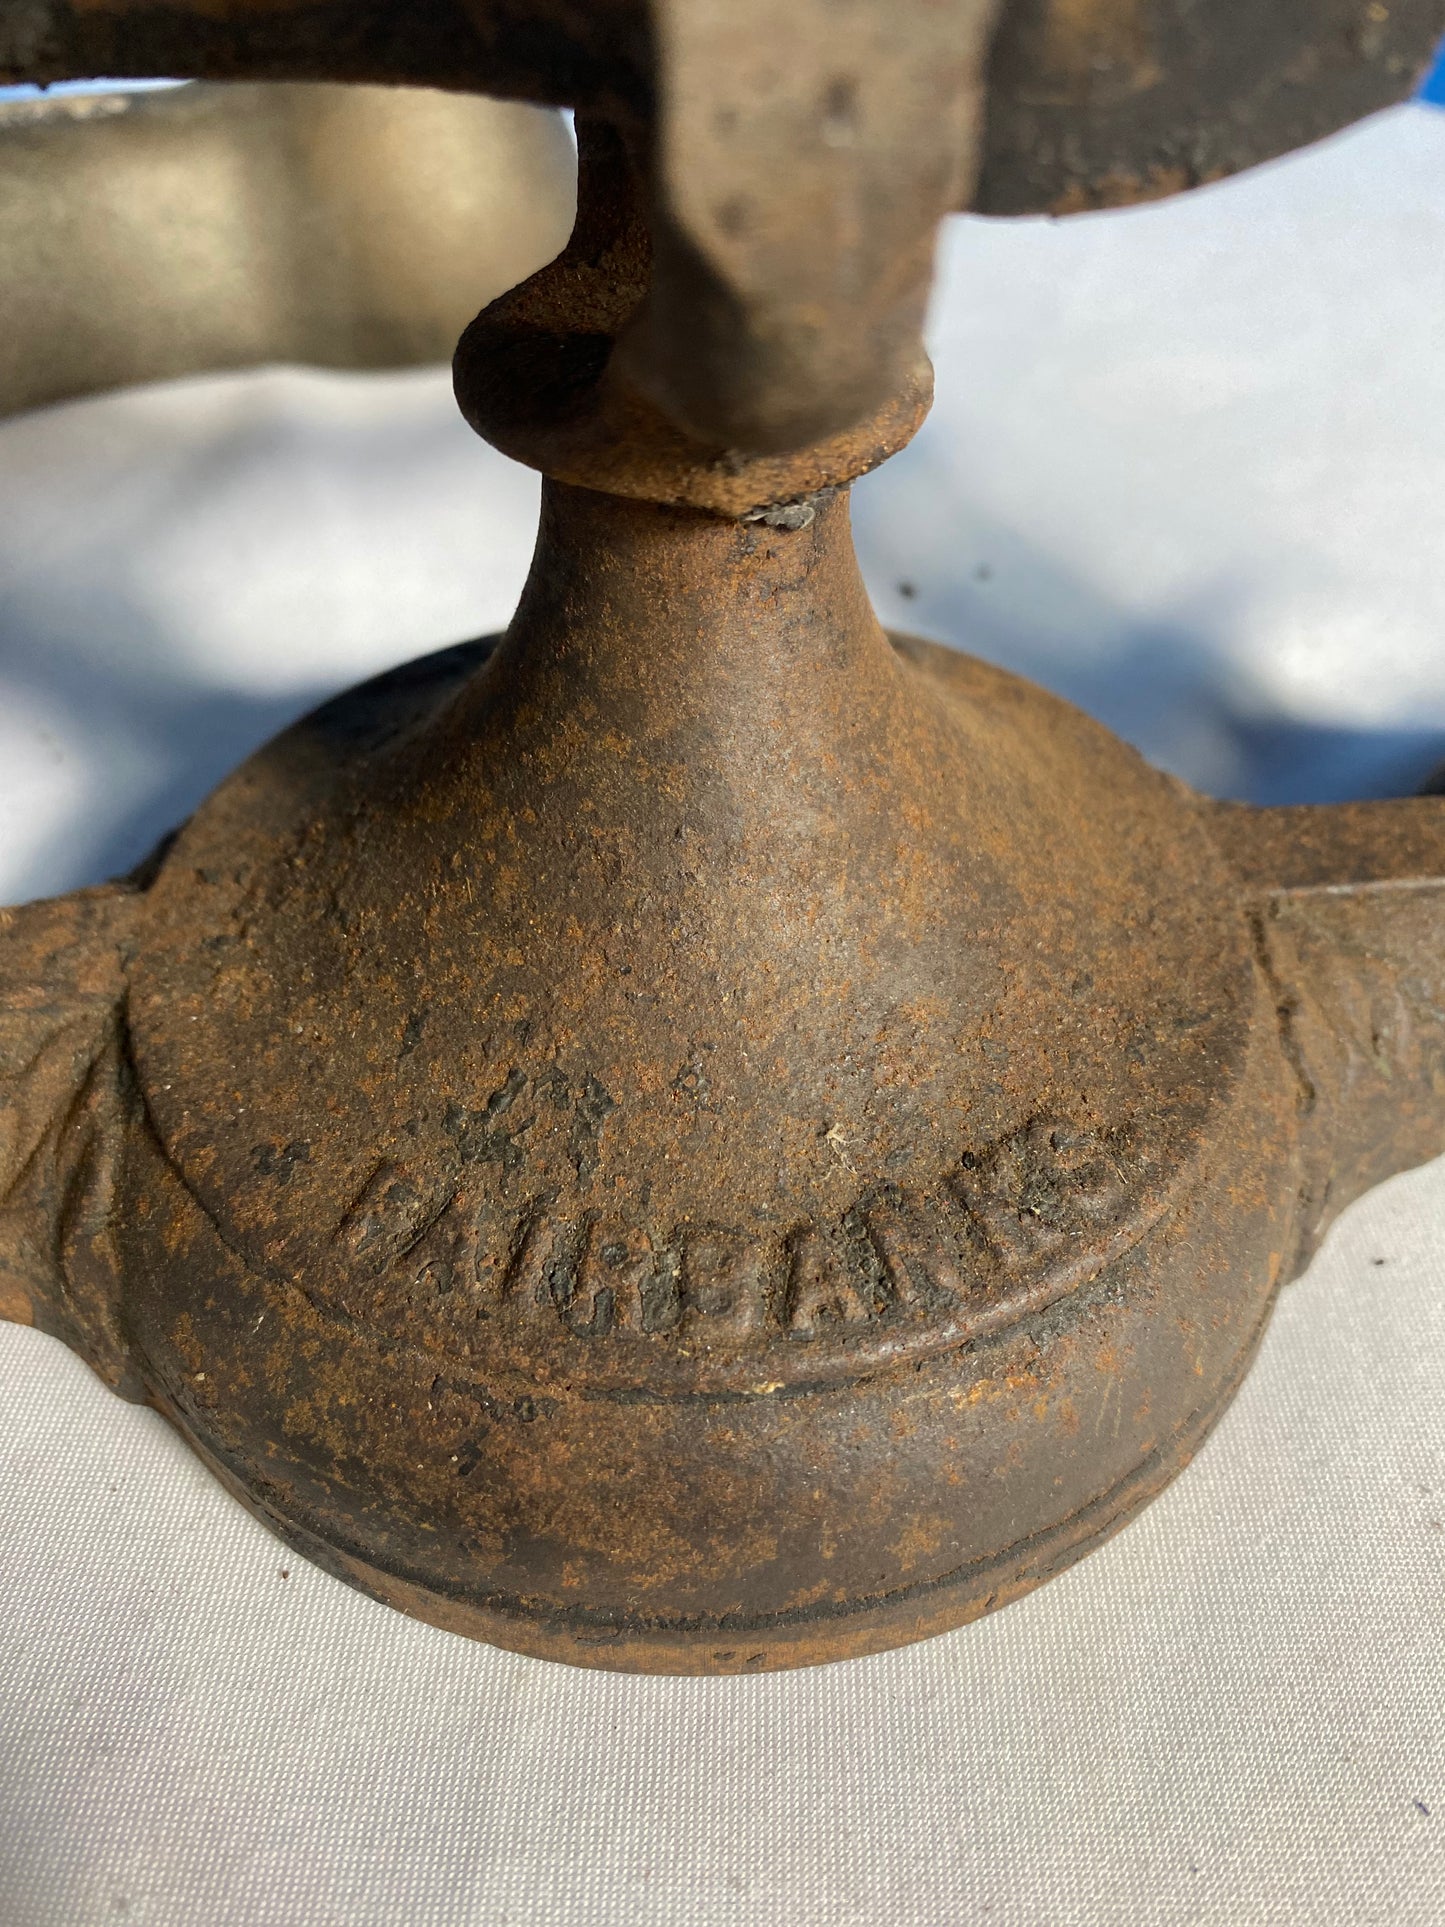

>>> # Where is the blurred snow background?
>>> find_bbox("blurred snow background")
[2,88,1445,903]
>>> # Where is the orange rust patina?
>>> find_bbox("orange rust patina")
[4,1,1445,1671]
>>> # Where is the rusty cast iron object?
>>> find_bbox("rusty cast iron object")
[3,3,1445,1674]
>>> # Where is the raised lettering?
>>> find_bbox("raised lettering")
[785,1226,878,1338]
[952,1118,1128,1270]
[329,1114,1144,1350]
[862,1187,975,1308]
[679,1226,770,1341]
[334,1161,433,1269]
[566,1219,655,1335]
[501,1207,580,1323]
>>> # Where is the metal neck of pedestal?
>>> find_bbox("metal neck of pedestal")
[480,477,892,730]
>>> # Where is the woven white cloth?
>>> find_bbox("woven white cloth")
[3,101,1445,1927]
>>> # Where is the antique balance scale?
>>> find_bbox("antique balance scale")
[2,0,1444,1673]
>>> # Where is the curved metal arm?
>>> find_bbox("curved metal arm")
[0,81,576,417]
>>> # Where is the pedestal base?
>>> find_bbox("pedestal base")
[105,480,1299,1668]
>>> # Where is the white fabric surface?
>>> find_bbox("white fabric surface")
[4,102,1445,1927]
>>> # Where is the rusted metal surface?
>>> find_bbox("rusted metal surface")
[1210,800,1445,1271]
[0,885,143,1395]
[5,1,1445,1670]
[0,494,1283,1669]
[6,495,1445,1669]
[977,0,1445,214]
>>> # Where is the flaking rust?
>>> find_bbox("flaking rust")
[4,2,1445,1671]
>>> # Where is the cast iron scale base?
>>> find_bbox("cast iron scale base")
[4,0,1445,1671]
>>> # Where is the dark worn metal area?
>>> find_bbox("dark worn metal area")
[0,0,637,107]
[977,0,1445,213]
[5,0,1445,1671]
